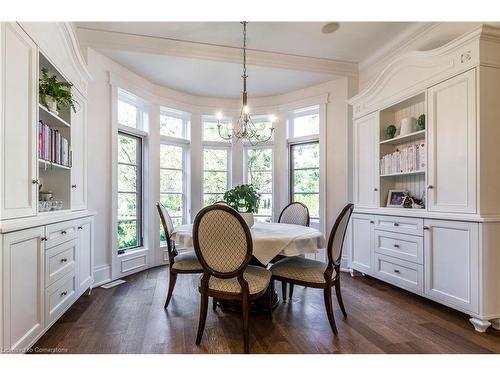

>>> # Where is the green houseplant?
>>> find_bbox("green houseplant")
[39,67,77,114]
[223,184,260,227]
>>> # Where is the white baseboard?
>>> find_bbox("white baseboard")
[92,264,111,287]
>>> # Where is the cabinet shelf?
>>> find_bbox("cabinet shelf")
[380,170,425,177]
[39,104,70,128]
[380,130,425,145]
[38,159,71,170]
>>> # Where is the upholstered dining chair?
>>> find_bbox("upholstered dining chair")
[193,205,273,354]
[156,202,203,309]
[270,203,354,335]
[277,202,310,300]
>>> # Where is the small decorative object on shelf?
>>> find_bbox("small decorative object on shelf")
[386,124,397,139]
[400,116,416,136]
[39,67,77,115]
[386,189,408,207]
[401,192,425,209]
[417,114,425,130]
[223,184,260,228]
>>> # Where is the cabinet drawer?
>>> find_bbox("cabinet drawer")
[374,230,423,264]
[46,221,77,249]
[374,215,423,236]
[45,270,76,326]
[46,239,76,286]
[374,254,424,293]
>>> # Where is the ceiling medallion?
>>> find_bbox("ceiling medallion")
[216,21,275,146]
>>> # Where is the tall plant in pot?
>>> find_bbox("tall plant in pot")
[39,68,77,115]
[223,184,260,228]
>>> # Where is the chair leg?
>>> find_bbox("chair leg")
[334,280,347,318]
[164,270,177,309]
[267,284,273,320]
[196,291,209,345]
[212,297,217,312]
[281,281,287,303]
[289,284,294,299]
[242,292,250,354]
[323,287,338,335]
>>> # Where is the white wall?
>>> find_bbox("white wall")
[85,48,355,285]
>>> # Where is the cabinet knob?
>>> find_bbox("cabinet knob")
[394,269,401,274]
[393,223,399,227]
[373,188,378,192]
[427,185,434,189]
[72,184,77,188]
[423,226,430,230]
[60,291,68,297]
[77,226,83,230]
[61,230,67,235]
[32,179,40,185]
[60,258,68,263]
[41,236,47,242]
[370,221,374,224]
[393,244,400,248]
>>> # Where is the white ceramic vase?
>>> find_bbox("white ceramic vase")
[400,116,416,136]
[46,95,58,115]
[239,212,255,228]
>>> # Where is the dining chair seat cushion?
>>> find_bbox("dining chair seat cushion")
[270,257,336,285]
[200,265,272,295]
[172,250,203,271]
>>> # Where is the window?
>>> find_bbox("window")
[290,141,320,226]
[117,89,148,131]
[160,107,189,138]
[203,148,230,205]
[160,144,185,232]
[289,106,320,138]
[117,132,143,251]
[203,116,231,142]
[246,147,273,222]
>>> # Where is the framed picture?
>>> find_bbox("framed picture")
[386,190,408,207]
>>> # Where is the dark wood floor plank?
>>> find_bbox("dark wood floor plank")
[30,267,500,354]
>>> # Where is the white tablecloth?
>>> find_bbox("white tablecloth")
[172,222,326,265]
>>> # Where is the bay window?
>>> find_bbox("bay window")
[245,147,273,222]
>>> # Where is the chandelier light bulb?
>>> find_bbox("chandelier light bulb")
[270,115,277,123]
[216,111,223,120]
[243,106,250,114]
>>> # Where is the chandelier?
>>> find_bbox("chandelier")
[217,21,275,146]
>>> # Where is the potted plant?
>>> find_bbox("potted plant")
[223,184,260,227]
[39,67,77,115]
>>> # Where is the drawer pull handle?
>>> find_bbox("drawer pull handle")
[72,184,77,188]
[423,226,430,230]
[61,230,67,235]
[60,258,68,263]
[393,244,400,248]
[393,223,399,227]
[77,226,83,230]
[41,236,47,242]
[370,221,374,224]
[427,185,434,189]
[32,179,40,185]
[394,269,401,274]
[60,291,68,297]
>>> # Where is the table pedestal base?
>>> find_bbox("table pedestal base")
[216,280,280,314]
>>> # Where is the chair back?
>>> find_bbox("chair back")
[157,202,176,255]
[213,201,229,206]
[278,202,310,226]
[326,203,354,269]
[193,205,253,278]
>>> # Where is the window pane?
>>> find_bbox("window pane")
[118,193,137,221]
[293,169,319,193]
[204,171,227,193]
[203,119,230,141]
[117,220,138,249]
[247,148,272,170]
[294,193,319,218]
[160,170,183,192]
[203,149,228,170]
[160,144,183,169]
[204,193,224,206]
[160,114,184,137]
[118,134,137,164]
[118,165,137,192]
[118,100,137,128]
[252,119,273,141]
[249,171,272,193]
[257,193,272,217]
[293,113,319,137]
[293,143,319,169]
[160,193,183,217]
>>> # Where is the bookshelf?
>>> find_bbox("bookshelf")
[37,52,73,212]
[378,93,426,209]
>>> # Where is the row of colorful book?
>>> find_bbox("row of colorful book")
[380,142,426,175]
[38,120,71,167]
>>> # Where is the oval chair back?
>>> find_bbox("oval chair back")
[326,203,354,272]
[278,202,310,226]
[156,202,177,260]
[193,205,253,279]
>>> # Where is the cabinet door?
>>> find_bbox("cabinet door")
[71,91,87,210]
[427,70,476,213]
[353,113,379,207]
[424,219,479,314]
[0,22,38,219]
[349,214,374,274]
[2,227,45,351]
[76,217,93,293]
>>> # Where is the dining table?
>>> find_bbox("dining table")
[171,222,326,312]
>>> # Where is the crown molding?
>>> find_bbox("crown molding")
[77,27,357,77]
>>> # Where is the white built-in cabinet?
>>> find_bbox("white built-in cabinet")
[0,22,38,220]
[353,113,379,207]
[427,69,477,214]
[348,25,500,332]
[0,22,94,351]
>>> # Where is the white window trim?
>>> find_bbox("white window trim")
[202,145,232,204]
[160,106,191,140]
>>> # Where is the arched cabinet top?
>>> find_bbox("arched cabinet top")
[348,24,500,119]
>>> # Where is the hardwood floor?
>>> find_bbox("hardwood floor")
[32,266,500,354]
